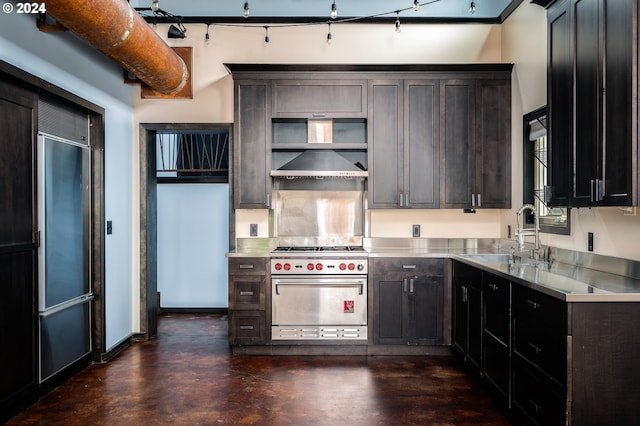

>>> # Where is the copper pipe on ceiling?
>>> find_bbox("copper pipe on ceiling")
[44,0,188,94]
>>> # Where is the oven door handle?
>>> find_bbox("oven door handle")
[274,280,365,295]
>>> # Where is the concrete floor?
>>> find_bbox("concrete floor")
[7,314,514,425]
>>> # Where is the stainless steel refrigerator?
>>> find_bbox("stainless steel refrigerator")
[37,133,92,383]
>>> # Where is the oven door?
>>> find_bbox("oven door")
[272,276,367,326]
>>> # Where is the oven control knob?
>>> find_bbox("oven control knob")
[274,263,282,271]
[284,263,291,271]
[357,264,364,271]
[339,263,347,271]
[307,263,315,271]
[348,263,356,271]
[316,263,323,271]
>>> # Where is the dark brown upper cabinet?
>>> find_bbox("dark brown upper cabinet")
[272,80,367,119]
[233,80,272,209]
[441,76,512,209]
[368,79,440,209]
[547,0,638,207]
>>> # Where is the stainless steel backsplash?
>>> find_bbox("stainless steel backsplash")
[274,190,364,247]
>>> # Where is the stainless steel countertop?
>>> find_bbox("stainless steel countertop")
[228,238,640,302]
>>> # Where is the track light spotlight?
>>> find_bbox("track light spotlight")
[264,26,270,43]
[151,0,159,12]
[469,1,476,14]
[205,23,211,41]
[243,2,250,18]
[168,23,186,39]
[395,12,401,33]
[413,0,420,11]
[326,22,332,45]
[330,1,337,19]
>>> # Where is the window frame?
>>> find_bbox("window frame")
[523,106,571,235]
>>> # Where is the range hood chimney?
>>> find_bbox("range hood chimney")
[271,150,368,178]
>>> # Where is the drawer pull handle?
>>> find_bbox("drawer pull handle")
[239,264,254,269]
[402,264,417,269]
[239,325,255,330]
[528,342,543,354]
[239,291,254,296]
[527,299,541,309]
[489,283,499,291]
[528,399,543,413]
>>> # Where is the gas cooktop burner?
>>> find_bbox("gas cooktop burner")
[273,246,365,252]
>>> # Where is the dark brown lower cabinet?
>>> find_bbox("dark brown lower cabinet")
[373,258,445,345]
[228,258,269,345]
[511,357,566,426]
[455,261,640,425]
[482,272,510,405]
[452,261,482,374]
[228,311,266,345]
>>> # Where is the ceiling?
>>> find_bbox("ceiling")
[130,0,526,25]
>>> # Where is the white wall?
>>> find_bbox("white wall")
[0,13,135,350]
[502,3,640,261]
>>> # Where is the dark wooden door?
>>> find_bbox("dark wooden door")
[234,80,271,208]
[547,0,573,207]
[0,80,37,419]
[452,261,482,374]
[374,274,406,345]
[573,0,600,206]
[408,273,444,345]
[404,80,440,208]
[482,273,510,401]
[368,80,403,208]
[475,79,511,208]
[601,0,633,205]
[441,80,476,209]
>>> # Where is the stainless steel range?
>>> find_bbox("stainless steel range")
[270,246,368,340]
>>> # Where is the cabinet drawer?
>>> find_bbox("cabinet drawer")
[483,334,509,402]
[228,258,267,275]
[513,285,567,383]
[512,359,566,425]
[374,258,444,276]
[229,276,265,310]
[482,274,510,344]
[272,80,367,118]
[228,311,266,345]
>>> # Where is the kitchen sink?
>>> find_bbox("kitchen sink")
[463,253,514,264]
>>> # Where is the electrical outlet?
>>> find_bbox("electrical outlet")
[250,223,258,237]
[588,232,594,252]
[507,225,512,239]
[412,224,420,238]
[106,220,113,235]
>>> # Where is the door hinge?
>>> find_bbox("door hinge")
[34,230,41,248]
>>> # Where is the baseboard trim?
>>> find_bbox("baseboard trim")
[159,308,228,315]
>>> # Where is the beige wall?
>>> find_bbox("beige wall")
[133,2,640,267]
[133,21,506,247]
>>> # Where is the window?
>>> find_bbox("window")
[156,129,229,183]
[523,107,570,235]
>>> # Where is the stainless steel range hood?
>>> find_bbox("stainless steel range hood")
[271,150,368,178]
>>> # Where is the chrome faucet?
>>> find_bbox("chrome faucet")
[515,204,540,260]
